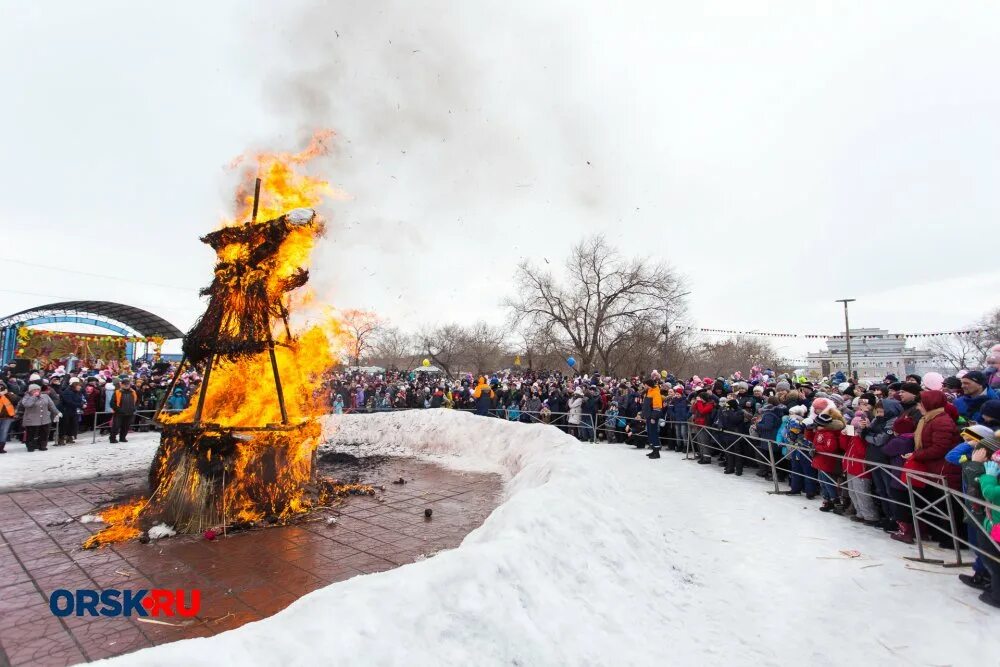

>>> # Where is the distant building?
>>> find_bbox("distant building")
[806,328,943,380]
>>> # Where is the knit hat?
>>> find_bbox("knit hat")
[899,382,922,396]
[29,373,41,381]
[981,400,1000,423]
[961,425,995,443]
[963,370,987,389]
[69,377,81,385]
[789,405,807,417]
[27,384,40,393]
[776,380,791,392]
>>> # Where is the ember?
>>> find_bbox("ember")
[84,133,370,548]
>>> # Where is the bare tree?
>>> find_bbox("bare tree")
[341,310,383,366]
[370,326,418,370]
[928,307,1000,372]
[461,322,510,375]
[416,324,468,378]
[506,235,688,374]
[685,336,785,379]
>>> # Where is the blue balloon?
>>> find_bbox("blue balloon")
[567,356,576,367]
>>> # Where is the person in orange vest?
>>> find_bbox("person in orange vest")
[0,380,18,453]
[642,371,665,459]
[110,378,138,444]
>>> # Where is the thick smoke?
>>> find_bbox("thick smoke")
[247,1,612,321]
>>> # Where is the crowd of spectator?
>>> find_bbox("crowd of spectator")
[327,348,1000,610]
[0,360,197,450]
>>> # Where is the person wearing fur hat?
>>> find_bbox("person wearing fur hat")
[567,387,585,440]
[16,383,61,452]
[955,370,999,423]
[780,405,818,497]
[807,402,846,512]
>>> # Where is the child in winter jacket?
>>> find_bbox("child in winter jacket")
[841,408,881,524]
[808,408,846,512]
[782,405,818,497]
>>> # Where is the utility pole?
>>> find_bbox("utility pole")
[835,299,856,380]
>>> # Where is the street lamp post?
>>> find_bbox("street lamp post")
[835,299,856,380]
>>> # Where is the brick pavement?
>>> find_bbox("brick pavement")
[0,458,502,666]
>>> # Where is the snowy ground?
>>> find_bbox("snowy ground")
[77,410,991,667]
[0,431,160,491]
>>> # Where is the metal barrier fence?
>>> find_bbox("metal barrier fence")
[1,409,184,447]
[347,405,1000,570]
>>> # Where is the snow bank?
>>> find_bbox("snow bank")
[102,411,986,666]
[0,432,160,491]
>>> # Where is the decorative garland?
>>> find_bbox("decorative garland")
[15,326,165,360]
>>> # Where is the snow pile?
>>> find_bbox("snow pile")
[78,514,104,524]
[0,431,160,490]
[104,411,985,666]
[147,523,177,540]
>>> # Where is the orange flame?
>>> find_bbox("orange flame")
[84,132,364,547]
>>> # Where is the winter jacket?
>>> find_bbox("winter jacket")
[0,393,15,419]
[568,395,584,425]
[112,389,138,415]
[167,388,188,411]
[719,407,746,433]
[60,387,84,414]
[977,472,1000,534]
[691,398,714,426]
[668,396,691,422]
[911,411,961,489]
[882,433,915,491]
[839,431,869,478]
[811,416,845,474]
[640,385,662,422]
[862,399,902,464]
[104,384,115,412]
[83,386,99,415]
[756,407,782,441]
[17,393,60,427]
[473,379,495,416]
[954,388,999,422]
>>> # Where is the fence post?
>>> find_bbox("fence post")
[944,490,964,567]
[765,438,780,493]
[906,476,928,562]
[685,425,694,460]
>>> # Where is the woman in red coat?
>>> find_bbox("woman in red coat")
[904,390,962,548]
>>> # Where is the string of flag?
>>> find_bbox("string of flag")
[677,327,989,340]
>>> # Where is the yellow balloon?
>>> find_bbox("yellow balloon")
[422,358,430,367]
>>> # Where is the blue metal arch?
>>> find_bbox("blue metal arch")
[1,315,139,365]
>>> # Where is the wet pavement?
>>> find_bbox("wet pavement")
[0,457,502,666]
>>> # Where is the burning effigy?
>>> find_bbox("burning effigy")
[84,133,371,548]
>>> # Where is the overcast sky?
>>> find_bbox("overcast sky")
[2,1,998,362]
